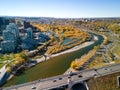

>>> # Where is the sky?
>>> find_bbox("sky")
[0,0,120,18]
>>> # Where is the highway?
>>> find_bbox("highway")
[3,63,120,90]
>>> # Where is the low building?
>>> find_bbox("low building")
[38,32,50,42]
[1,41,15,53]
[21,38,38,50]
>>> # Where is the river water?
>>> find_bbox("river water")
[3,33,103,87]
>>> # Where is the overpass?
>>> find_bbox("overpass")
[3,63,120,90]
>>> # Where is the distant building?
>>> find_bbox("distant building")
[0,21,50,53]
[24,21,31,29]
[38,32,49,42]
[0,17,9,34]
[21,38,38,50]
[27,28,33,39]
[15,19,24,30]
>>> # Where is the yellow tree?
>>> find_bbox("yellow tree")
[71,61,78,69]
[15,53,26,65]
[6,66,12,73]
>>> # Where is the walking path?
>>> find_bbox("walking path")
[0,65,7,82]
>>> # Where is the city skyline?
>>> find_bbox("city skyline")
[0,0,120,18]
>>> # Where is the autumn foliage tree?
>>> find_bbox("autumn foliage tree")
[6,66,12,73]
[71,61,78,69]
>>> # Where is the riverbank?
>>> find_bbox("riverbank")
[64,49,97,75]
[64,30,107,74]
[63,30,106,75]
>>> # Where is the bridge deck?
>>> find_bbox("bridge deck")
[3,63,120,90]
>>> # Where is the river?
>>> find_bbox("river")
[3,32,103,87]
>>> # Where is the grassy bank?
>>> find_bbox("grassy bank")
[85,54,107,69]
[87,72,120,90]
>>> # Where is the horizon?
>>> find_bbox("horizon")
[0,15,120,19]
[0,0,120,18]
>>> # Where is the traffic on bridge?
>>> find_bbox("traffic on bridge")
[3,63,120,90]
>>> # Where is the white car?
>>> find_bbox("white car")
[31,86,36,89]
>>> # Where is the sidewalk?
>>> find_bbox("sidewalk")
[0,65,7,81]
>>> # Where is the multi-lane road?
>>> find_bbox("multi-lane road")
[3,63,120,90]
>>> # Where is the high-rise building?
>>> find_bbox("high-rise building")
[0,17,9,34]
[1,23,20,53]
[27,28,33,39]
[6,23,19,41]
[3,31,15,41]
[24,21,31,29]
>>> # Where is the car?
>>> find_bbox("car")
[68,76,71,79]
[31,86,36,89]
[58,77,62,80]
[105,68,107,70]
[94,69,97,71]
[78,75,82,78]
[53,80,57,82]
[69,72,77,76]
[93,74,97,76]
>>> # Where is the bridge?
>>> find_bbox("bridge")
[3,63,120,90]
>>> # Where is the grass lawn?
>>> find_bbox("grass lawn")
[0,59,6,68]
[85,54,107,69]
[0,63,4,68]
[113,42,120,58]
[0,54,15,69]
[87,72,120,90]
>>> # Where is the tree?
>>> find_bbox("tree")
[70,61,78,69]
[6,66,12,73]
[19,52,28,61]
[94,45,100,50]
[14,60,22,66]
[14,53,27,65]
[103,37,109,45]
